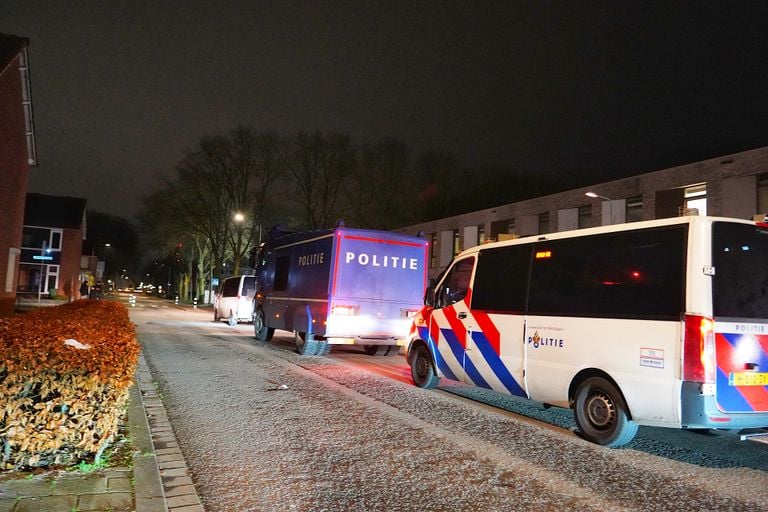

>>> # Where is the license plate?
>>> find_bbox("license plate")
[728,372,768,386]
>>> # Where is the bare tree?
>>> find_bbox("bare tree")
[280,131,355,229]
[346,138,412,229]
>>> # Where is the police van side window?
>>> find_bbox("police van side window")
[528,226,686,320]
[471,245,531,313]
[274,256,290,291]
[436,257,475,308]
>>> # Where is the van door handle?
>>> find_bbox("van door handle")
[458,312,467,319]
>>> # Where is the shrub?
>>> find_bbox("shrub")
[0,300,139,469]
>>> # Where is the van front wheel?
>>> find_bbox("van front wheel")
[253,309,274,342]
[573,377,638,447]
[410,344,439,389]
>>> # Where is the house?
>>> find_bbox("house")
[397,146,768,279]
[19,193,87,301]
[0,33,37,316]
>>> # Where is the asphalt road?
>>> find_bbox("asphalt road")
[126,294,768,511]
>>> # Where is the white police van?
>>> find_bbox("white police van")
[406,216,768,446]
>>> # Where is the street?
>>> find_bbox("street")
[126,294,768,512]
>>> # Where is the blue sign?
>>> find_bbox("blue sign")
[33,255,53,261]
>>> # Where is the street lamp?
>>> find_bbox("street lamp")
[585,192,614,225]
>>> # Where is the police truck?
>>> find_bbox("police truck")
[251,226,429,356]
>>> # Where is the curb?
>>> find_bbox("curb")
[128,358,168,512]
[135,354,205,512]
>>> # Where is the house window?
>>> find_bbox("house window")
[490,218,515,241]
[538,212,550,234]
[50,229,62,250]
[684,184,706,215]
[17,263,59,295]
[22,227,49,249]
[478,224,486,244]
[757,174,768,215]
[626,196,643,222]
[453,229,461,256]
[578,205,591,228]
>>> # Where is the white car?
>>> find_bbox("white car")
[214,275,258,326]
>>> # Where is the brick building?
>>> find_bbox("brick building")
[19,193,87,301]
[0,33,36,315]
[397,146,768,279]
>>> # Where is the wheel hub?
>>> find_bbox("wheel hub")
[416,356,430,377]
[586,392,615,428]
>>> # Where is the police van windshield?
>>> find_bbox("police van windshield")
[712,222,768,319]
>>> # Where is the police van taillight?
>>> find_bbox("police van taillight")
[683,314,716,383]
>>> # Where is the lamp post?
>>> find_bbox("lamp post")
[232,212,246,275]
[585,192,614,226]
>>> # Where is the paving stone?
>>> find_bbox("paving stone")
[0,479,53,498]
[51,475,107,494]
[153,441,179,449]
[107,476,133,492]
[155,447,183,456]
[162,476,194,487]
[165,484,197,498]
[166,493,200,508]
[160,468,189,479]
[78,491,133,511]
[169,504,204,512]
[14,495,77,512]
[158,460,186,470]
[157,454,183,463]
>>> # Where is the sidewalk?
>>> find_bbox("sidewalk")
[0,355,202,512]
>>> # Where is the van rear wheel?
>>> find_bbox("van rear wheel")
[295,331,319,355]
[573,377,638,447]
[364,345,400,356]
[253,309,274,342]
[410,344,439,389]
[364,345,388,356]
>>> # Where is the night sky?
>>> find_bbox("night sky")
[2,1,767,220]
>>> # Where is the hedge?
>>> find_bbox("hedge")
[0,300,139,469]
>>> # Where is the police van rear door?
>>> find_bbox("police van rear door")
[711,221,768,414]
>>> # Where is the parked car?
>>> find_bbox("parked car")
[214,275,258,326]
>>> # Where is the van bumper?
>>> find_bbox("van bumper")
[680,381,768,429]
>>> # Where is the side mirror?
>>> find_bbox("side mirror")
[424,286,436,307]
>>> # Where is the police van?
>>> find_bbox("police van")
[252,226,428,356]
[406,216,768,447]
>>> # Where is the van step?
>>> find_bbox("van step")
[738,429,768,442]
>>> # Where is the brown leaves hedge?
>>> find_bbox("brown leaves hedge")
[0,300,139,469]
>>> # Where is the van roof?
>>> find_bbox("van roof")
[458,215,757,258]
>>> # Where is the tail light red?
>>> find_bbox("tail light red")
[683,314,716,383]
